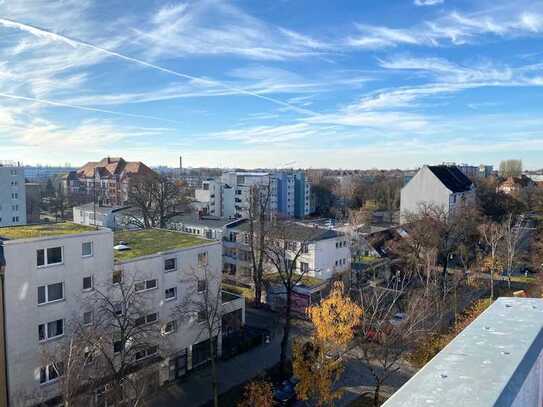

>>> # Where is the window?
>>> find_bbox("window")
[135,279,158,292]
[301,244,309,254]
[198,252,208,266]
[197,280,206,293]
[82,276,93,291]
[112,270,122,284]
[38,319,64,341]
[163,320,177,335]
[113,332,123,353]
[165,287,177,301]
[164,257,177,272]
[83,311,93,326]
[135,345,158,361]
[40,363,63,384]
[135,312,159,327]
[82,241,93,257]
[113,303,123,316]
[37,247,63,267]
[11,193,18,199]
[37,283,64,305]
[197,310,207,323]
[12,216,19,223]
[286,241,297,251]
[300,262,309,273]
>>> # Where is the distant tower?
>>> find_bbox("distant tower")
[178,156,183,178]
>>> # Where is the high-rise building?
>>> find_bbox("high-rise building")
[0,162,27,227]
[194,171,311,219]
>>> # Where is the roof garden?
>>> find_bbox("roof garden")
[0,222,98,240]
[113,229,210,261]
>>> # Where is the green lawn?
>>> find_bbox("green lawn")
[114,229,209,261]
[0,222,97,240]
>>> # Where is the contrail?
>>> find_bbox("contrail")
[0,92,183,124]
[0,18,317,117]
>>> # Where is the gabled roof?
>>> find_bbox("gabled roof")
[77,157,155,179]
[427,165,473,193]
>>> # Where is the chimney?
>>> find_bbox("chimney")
[179,156,183,170]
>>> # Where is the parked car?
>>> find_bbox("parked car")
[273,377,299,406]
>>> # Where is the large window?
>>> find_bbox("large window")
[300,262,309,273]
[164,257,177,272]
[38,319,64,341]
[37,283,64,305]
[135,345,158,361]
[82,276,93,291]
[40,363,63,384]
[37,247,63,267]
[165,287,177,301]
[135,312,159,327]
[82,241,93,257]
[163,320,177,335]
[135,279,158,292]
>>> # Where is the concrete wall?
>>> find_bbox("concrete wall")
[0,166,27,227]
[400,166,451,223]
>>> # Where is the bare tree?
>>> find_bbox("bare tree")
[264,222,311,376]
[479,221,506,299]
[247,179,273,306]
[502,213,523,288]
[175,259,223,407]
[127,174,188,229]
[82,271,164,406]
[353,283,434,407]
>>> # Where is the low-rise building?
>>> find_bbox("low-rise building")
[400,165,475,223]
[223,220,350,284]
[72,203,132,229]
[0,223,243,406]
[167,214,244,240]
[497,175,536,195]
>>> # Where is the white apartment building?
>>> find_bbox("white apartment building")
[223,220,351,284]
[0,224,243,406]
[400,165,475,223]
[0,163,27,227]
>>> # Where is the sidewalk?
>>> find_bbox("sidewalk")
[150,308,282,407]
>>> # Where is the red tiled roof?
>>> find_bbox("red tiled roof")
[77,157,155,179]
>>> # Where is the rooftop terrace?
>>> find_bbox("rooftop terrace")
[0,222,98,240]
[114,229,210,261]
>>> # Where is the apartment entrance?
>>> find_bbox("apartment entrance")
[169,349,187,380]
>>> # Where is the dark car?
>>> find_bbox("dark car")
[273,377,299,406]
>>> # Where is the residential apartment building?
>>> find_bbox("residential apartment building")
[194,171,311,220]
[400,165,475,223]
[0,163,27,227]
[0,224,243,406]
[72,157,156,206]
[223,220,350,284]
[497,175,536,196]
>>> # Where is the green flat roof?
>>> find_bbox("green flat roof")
[0,222,98,240]
[114,229,210,261]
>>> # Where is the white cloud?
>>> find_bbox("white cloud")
[414,0,444,6]
[135,1,331,61]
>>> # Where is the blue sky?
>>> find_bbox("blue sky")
[1,0,543,169]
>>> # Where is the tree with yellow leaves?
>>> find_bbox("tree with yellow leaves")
[293,282,363,406]
[237,379,274,407]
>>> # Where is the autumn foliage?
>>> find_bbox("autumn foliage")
[293,282,363,406]
[237,379,274,407]
[409,298,492,367]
